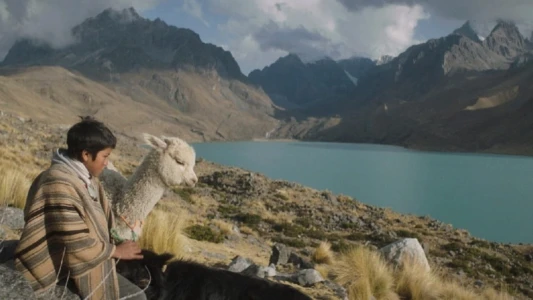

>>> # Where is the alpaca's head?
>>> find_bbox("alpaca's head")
[144,133,198,187]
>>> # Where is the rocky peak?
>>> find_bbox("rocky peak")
[375,55,394,66]
[2,7,245,80]
[452,21,481,43]
[337,56,376,79]
[483,20,527,59]
[276,53,305,67]
[95,7,141,23]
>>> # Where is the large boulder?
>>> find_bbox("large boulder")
[297,269,324,287]
[379,238,430,272]
[0,207,25,230]
[0,264,35,300]
[269,243,291,266]
[228,255,253,273]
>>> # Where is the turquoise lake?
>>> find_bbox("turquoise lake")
[192,141,533,244]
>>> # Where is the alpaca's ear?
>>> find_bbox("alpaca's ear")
[161,135,173,145]
[143,133,168,150]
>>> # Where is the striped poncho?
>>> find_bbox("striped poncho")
[15,163,119,299]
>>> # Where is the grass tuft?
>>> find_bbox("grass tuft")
[0,166,33,209]
[332,245,398,300]
[394,256,441,300]
[312,241,334,265]
[138,207,189,257]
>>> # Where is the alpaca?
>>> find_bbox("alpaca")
[117,249,313,300]
[100,133,197,241]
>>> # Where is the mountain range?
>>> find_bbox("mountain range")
[2,8,533,155]
[0,8,277,142]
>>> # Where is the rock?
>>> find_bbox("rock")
[0,264,35,299]
[288,253,314,269]
[322,280,349,300]
[201,251,226,261]
[269,243,291,266]
[35,285,81,300]
[0,207,25,230]
[228,256,253,273]
[241,264,265,278]
[297,269,324,287]
[0,225,20,240]
[264,264,277,277]
[0,240,18,264]
[525,253,533,262]
[474,280,484,288]
[379,238,430,272]
[421,242,430,256]
[321,191,338,205]
[241,264,276,278]
[273,272,298,284]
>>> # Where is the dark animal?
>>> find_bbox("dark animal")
[116,249,313,300]
[116,250,173,299]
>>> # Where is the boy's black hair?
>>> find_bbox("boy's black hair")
[66,116,117,161]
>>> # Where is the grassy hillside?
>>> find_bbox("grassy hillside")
[0,113,531,299]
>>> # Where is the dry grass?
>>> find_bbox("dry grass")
[212,219,234,236]
[0,166,33,209]
[239,225,258,236]
[394,257,441,300]
[330,248,516,300]
[439,281,481,300]
[480,287,515,300]
[314,264,331,280]
[138,206,189,258]
[332,246,398,300]
[312,241,334,265]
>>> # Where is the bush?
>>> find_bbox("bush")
[345,232,367,241]
[235,213,262,227]
[305,229,329,240]
[272,236,306,248]
[173,187,195,204]
[294,217,312,228]
[185,225,224,243]
[274,192,289,201]
[218,204,240,216]
[395,229,421,240]
[272,222,305,237]
[469,239,491,248]
[442,242,462,252]
[331,240,352,253]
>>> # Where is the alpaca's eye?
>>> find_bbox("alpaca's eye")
[175,159,185,166]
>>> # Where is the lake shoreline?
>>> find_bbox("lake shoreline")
[194,140,533,244]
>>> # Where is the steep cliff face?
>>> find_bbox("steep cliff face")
[248,54,356,108]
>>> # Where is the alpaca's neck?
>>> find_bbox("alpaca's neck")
[115,151,166,222]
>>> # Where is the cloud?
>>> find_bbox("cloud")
[336,0,533,21]
[182,0,210,27]
[200,0,429,73]
[253,22,343,61]
[0,0,162,59]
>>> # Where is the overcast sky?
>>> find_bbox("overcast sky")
[1,0,533,75]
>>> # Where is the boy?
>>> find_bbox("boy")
[15,117,145,300]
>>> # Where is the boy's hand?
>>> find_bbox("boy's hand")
[112,241,143,260]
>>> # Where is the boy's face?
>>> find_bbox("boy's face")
[82,147,113,177]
